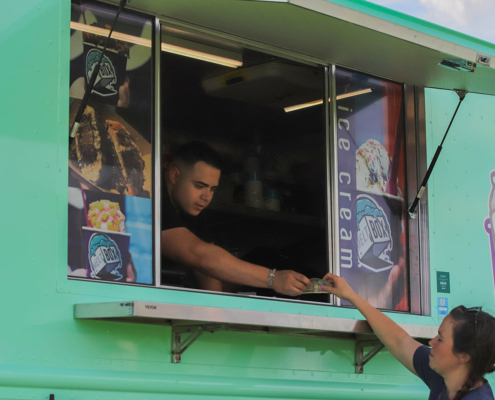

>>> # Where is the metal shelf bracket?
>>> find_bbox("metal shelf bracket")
[74,301,436,366]
[355,339,384,374]
[172,324,226,363]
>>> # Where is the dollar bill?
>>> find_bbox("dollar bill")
[302,278,330,294]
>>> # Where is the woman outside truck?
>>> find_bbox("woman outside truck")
[322,273,495,400]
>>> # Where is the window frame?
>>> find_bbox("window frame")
[65,6,431,316]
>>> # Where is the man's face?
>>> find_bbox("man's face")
[171,161,220,216]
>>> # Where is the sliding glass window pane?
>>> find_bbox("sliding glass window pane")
[68,0,154,285]
[160,26,330,303]
[336,67,408,311]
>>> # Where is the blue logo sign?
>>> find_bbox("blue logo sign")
[356,195,394,272]
[438,297,449,316]
[85,48,117,97]
[88,233,123,280]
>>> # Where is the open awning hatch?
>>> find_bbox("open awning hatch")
[106,0,495,95]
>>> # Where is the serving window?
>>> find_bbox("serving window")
[160,36,330,302]
[66,1,427,315]
[334,68,409,311]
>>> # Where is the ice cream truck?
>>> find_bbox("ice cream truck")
[2,0,495,398]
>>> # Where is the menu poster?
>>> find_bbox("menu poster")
[70,1,153,141]
[68,3,154,285]
[68,188,152,284]
[336,71,407,311]
[68,99,152,197]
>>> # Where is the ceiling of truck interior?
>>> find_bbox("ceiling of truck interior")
[116,0,495,96]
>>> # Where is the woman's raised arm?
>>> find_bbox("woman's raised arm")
[322,273,423,375]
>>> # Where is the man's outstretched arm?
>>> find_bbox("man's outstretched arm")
[161,227,311,296]
[192,268,223,292]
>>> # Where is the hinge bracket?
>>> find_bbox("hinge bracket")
[171,324,225,363]
[355,339,384,374]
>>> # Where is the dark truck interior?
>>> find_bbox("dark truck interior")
[160,34,330,302]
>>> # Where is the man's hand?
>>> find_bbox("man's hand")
[272,270,311,296]
[321,273,357,302]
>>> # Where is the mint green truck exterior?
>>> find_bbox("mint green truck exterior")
[1,0,495,399]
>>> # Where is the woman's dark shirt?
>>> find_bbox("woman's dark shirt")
[413,346,494,400]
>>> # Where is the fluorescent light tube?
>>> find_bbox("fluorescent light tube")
[284,99,324,112]
[160,43,242,68]
[284,89,373,112]
[161,35,243,68]
[71,21,242,68]
[70,21,151,47]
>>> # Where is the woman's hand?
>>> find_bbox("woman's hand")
[321,273,357,303]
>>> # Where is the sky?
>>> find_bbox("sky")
[365,0,495,44]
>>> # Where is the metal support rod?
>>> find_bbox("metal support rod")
[178,328,203,353]
[327,64,340,306]
[362,343,384,365]
[153,16,162,288]
[408,89,467,217]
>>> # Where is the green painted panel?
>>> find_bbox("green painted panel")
[424,87,495,388]
[425,88,495,313]
[2,0,494,397]
[0,0,428,395]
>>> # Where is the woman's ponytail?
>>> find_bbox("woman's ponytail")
[450,306,495,399]
[453,371,478,400]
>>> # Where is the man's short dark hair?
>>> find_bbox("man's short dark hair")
[174,141,223,171]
